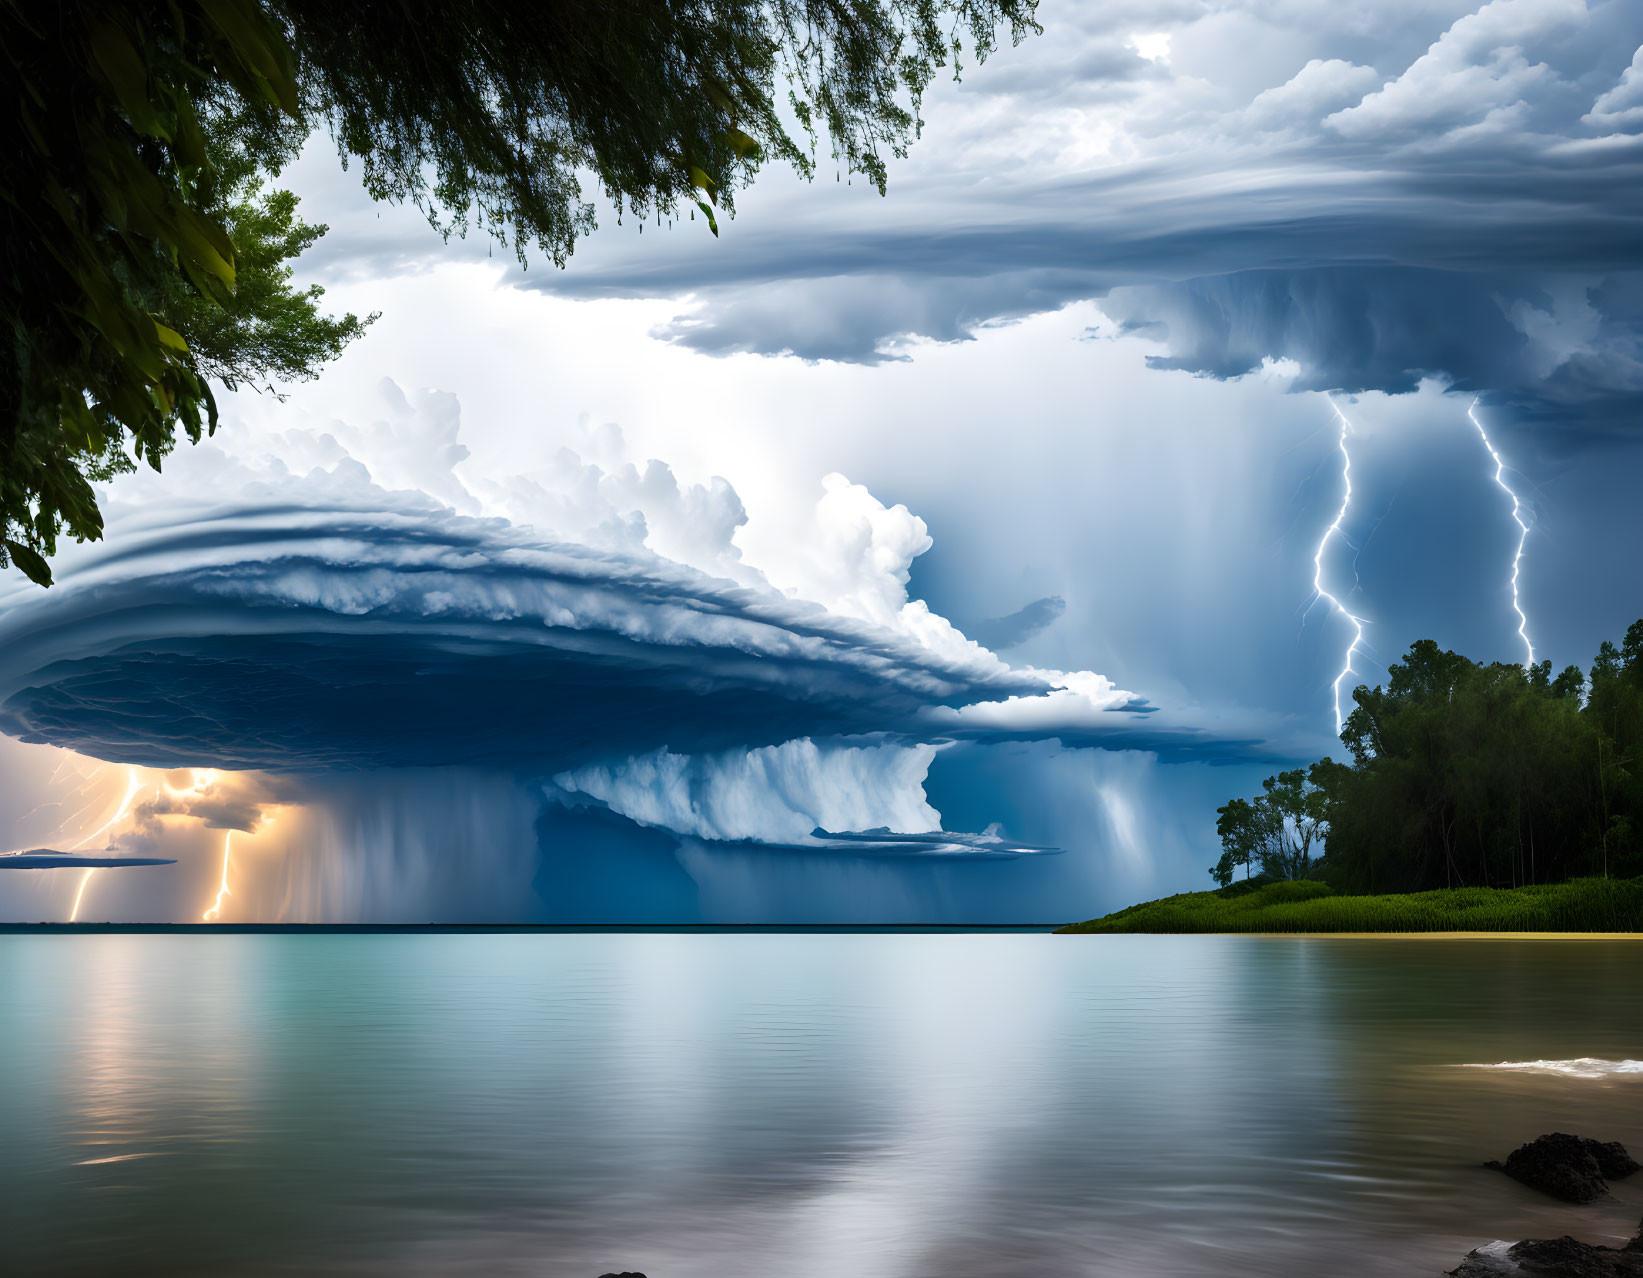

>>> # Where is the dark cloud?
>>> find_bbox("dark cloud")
[0,494,1280,775]
[0,851,176,868]
[926,709,1306,764]
[970,596,1067,650]
[511,160,1643,427]
[1105,268,1530,388]
[485,3,1643,433]
[275,1,1643,433]
[1103,265,1643,440]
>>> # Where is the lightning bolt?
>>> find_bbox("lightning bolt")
[26,764,280,924]
[1312,396,1368,736]
[1466,398,1534,668]
[202,831,233,922]
[66,767,146,923]
[67,870,97,924]
[202,813,278,923]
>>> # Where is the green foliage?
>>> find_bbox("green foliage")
[1310,626,1643,893]
[1058,876,1643,934]
[1213,873,1278,899]
[1210,797,1259,887]
[1197,623,1643,904]
[162,137,373,396]
[1,0,346,585]
[1211,768,1327,887]
[282,1,1038,264]
[3,0,1039,586]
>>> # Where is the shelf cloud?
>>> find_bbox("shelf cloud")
[0,397,1287,778]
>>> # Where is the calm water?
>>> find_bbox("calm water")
[3,933,1643,1277]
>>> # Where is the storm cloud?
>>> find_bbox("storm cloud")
[0,497,1124,771]
[0,411,1277,922]
[260,1,1643,439]
[20,1,1634,921]
[0,404,1285,846]
[0,490,1283,775]
[480,0,1643,434]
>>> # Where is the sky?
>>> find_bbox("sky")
[2,0,1641,924]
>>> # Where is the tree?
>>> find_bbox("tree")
[162,132,373,399]
[1211,797,1265,887]
[1552,664,1585,701]
[4,2,306,585]
[1297,625,1643,894]
[1211,769,1329,887]
[2,0,1040,585]
[1256,769,1329,880]
[1587,624,1643,877]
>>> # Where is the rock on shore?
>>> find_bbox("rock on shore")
[1485,1134,1642,1203]
[1449,1233,1643,1277]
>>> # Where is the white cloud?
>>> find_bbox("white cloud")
[551,740,943,844]
[1326,0,1585,139]
[1128,31,1173,64]
[768,472,927,619]
[1242,59,1380,132]
[1584,44,1643,129]
[918,669,1135,737]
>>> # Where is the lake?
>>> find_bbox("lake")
[3,932,1642,1276]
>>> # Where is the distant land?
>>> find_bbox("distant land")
[1057,877,1643,934]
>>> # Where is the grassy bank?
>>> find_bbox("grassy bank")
[1056,876,1643,934]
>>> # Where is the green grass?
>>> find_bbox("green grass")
[1056,876,1643,934]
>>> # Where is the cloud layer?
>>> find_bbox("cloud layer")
[275,0,1641,435]
[0,494,1114,772]
[0,383,1296,786]
[0,852,176,869]
[0,386,1314,924]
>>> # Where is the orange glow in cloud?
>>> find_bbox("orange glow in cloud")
[63,766,270,924]
[66,767,146,923]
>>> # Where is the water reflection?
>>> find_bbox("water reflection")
[2,934,1641,1276]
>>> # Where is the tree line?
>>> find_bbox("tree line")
[1213,621,1643,893]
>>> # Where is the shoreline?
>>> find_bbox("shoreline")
[1223,930,1643,940]
[1058,876,1643,935]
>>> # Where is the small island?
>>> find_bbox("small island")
[1063,623,1643,934]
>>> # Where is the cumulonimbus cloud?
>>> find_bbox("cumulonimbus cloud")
[0,380,1305,891]
[0,394,1287,782]
[0,488,1263,773]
